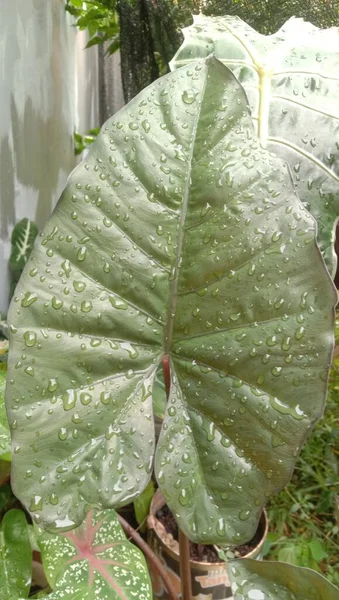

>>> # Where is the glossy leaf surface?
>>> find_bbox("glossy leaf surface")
[37,508,151,600]
[152,367,166,420]
[6,57,336,544]
[0,509,32,600]
[0,371,10,461]
[171,15,339,274]
[228,558,339,599]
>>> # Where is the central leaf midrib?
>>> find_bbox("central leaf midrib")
[164,67,209,354]
[218,24,272,148]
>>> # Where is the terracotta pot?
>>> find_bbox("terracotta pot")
[147,490,268,600]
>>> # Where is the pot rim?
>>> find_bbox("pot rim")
[148,490,269,567]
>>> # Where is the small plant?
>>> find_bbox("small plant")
[66,0,120,55]
[3,46,339,600]
[9,218,38,299]
[74,129,100,156]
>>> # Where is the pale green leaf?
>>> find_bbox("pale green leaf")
[278,545,300,566]
[171,15,339,275]
[228,558,339,599]
[308,537,327,562]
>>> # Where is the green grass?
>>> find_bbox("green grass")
[265,330,339,585]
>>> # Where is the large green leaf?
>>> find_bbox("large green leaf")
[6,57,336,544]
[171,15,339,275]
[37,508,151,600]
[0,370,10,461]
[228,558,339,599]
[0,509,32,599]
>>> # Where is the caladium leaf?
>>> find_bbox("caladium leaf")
[0,509,32,600]
[171,15,339,275]
[6,57,336,544]
[228,558,339,599]
[37,508,152,600]
[0,370,11,461]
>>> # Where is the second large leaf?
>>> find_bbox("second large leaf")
[6,57,336,545]
[171,15,339,275]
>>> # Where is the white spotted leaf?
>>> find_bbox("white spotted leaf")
[37,509,152,600]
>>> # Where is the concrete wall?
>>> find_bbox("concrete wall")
[0,0,99,312]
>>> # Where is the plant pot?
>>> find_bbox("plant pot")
[147,490,268,600]
[32,559,48,591]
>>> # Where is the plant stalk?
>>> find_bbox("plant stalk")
[162,355,192,600]
[162,354,171,398]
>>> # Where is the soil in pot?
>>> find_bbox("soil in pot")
[148,492,268,599]
[156,504,264,561]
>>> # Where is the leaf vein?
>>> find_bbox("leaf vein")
[268,137,339,183]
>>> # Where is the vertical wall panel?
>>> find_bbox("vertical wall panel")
[76,30,100,133]
[0,0,77,312]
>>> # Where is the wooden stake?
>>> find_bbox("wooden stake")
[179,529,193,600]
[162,355,192,600]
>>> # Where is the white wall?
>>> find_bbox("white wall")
[0,0,99,313]
[76,30,100,133]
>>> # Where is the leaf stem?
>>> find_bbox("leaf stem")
[162,355,192,600]
[162,355,171,399]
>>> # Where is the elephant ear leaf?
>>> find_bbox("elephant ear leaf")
[37,509,152,600]
[171,15,339,275]
[6,57,336,545]
[228,558,339,600]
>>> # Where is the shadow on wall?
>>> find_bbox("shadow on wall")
[0,0,75,240]
[0,0,76,311]
[0,137,15,240]
[10,4,74,228]
[10,93,73,228]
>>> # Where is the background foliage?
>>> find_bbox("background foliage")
[66,0,339,105]
[201,0,339,32]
